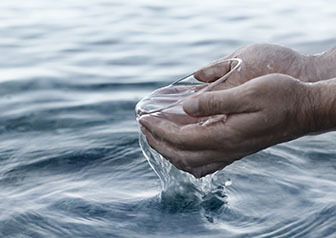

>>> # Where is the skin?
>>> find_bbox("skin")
[193,43,312,88]
[139,44,336,178]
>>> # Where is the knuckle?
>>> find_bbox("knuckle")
[200,93,218,114]
[245,84,259,99]
[207,93,216,109]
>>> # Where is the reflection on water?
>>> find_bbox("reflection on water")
[0,0,336,237]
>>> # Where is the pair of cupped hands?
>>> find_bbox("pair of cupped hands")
[139,44,321,178]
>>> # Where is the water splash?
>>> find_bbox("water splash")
[135,82,231,211]
[138,130,229,211]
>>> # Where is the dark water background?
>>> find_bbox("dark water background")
[0,0,335,237]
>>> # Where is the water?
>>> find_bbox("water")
[0,0,335,237]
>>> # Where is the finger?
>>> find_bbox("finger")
[194,59,231,83]
[139,115,217,149]
[142,125,205,171]
[141,124,231,169]
[190,162,229,178]
[159,111,200,126]
[182,86,258,117]
[141,125,187,171]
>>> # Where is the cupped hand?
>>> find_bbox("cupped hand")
[139,73,315,178]
[195,44,316,90]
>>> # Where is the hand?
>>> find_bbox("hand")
[194,44,316,90]
[139,74,315,178]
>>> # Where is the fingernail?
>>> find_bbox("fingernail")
[139,115,151,125]
[183,98,200,116]
[139,124,146,133]
[138,117,146,126]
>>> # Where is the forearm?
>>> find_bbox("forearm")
[306,48,336,82]
[308,77,336,132]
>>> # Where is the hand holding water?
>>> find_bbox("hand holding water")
[140,74,315,177]
[139,45,336,178]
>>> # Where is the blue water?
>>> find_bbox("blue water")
[0,0,335,237]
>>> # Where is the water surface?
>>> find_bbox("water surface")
[0,0,335,237]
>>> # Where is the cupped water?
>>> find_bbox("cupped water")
[135,81,231,211]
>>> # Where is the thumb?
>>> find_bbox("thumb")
[182,88,253,117]
[194,60,231,83]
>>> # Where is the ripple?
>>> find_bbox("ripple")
[0,0,335,237]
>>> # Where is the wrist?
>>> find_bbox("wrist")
[306,48,336,82]
[305,78,336,133]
